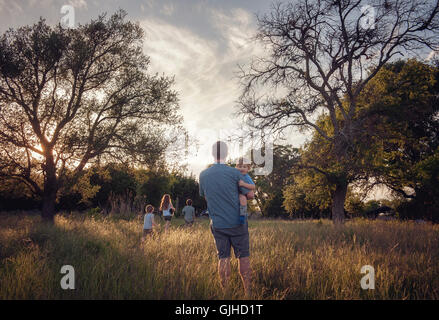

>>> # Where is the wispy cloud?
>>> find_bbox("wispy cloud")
[0,0,24,16]
[140,7,266,172]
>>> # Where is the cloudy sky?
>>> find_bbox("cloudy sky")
[0,0,309,176]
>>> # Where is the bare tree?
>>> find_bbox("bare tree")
[0,10,181,221]
[238,0,439,224]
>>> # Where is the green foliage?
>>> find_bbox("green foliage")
[363,200,381,213]
[241,145,298,217]
[72,168,111,205]
[169,173,204,213]
[357,59,439,221]
[251,145,299,217]
[283,169,331,218]
[0,179,41,211]
[87,207,102,217]
[0,161,204,216]
[135,169,171,207]
[344,193,365,216]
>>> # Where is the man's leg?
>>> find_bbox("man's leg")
[230,223,251,297]
[211,225,232,293]
[218,257,231,291]
[239,256,251,297]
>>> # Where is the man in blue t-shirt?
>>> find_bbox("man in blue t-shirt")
[199,141,254,297]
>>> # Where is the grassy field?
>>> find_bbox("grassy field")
[0,212,438,300]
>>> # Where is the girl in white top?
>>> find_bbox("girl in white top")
[160,194,175,232]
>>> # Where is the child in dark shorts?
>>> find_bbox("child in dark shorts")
[142,204,156,242]
[160,194,175,232]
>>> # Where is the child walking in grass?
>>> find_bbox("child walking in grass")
[182,199,196,227]
[142,204,156,241]
[160,194,175,232]
[237,158,256,225]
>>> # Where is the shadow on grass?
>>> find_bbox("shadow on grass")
[9,215,226,300]
[0,217,197,299]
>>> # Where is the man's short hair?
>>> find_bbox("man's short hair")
[186,199,192,206]
[212,141,228,161]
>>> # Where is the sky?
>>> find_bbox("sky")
[2,0,433,199]
[0,0,309,177]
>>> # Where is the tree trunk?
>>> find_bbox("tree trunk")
[332,181,347,225]
[254,192,264,216]
[41,156,58,223]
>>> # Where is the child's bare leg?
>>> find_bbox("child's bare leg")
[239,194,247,206]
[239,194,247,224]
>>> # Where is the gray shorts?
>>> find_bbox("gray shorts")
[210,223,250,259]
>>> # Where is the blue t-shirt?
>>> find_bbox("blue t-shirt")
[242,174,254,186]
[199,163,249,228]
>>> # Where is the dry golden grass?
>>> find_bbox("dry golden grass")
[0,212,438,299]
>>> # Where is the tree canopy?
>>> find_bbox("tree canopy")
[283,58,439,221]
[239,0,439,223]
[0,10,181,220]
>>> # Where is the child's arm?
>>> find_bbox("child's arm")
[239,179,255,190]
[151,215,157,227]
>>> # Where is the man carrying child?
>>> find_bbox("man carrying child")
[199,141,254,297]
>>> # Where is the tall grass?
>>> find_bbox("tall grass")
[1,213,438,299]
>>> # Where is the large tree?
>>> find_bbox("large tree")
[284,58,439,220]
[359,59,439,220]
[0,11,181,221]
[239,0,439,223]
